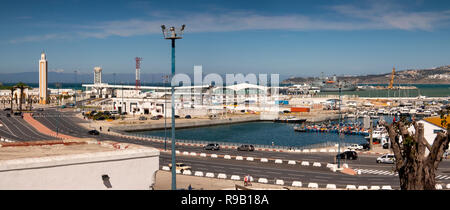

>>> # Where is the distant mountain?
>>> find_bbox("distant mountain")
[282,65,450,85]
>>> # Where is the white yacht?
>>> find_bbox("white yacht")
[400,107,410,115]
[365,129,388,140]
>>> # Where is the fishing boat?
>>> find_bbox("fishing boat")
[293,125,306,132]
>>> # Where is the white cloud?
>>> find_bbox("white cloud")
[9,3,450,43]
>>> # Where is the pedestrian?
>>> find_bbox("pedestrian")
[107,128,110,132]
[244,175,248,186]
[99,126,102,131]
[188,184,192,190]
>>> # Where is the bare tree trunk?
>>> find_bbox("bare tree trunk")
[381,120,449,190]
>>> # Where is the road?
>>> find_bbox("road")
[0,111,56,141]
[3,108,450,188]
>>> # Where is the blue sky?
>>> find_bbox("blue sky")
[1,0,450,77]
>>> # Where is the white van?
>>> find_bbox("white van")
[376,154,395,164]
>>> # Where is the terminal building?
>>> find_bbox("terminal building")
[81,66,282,117]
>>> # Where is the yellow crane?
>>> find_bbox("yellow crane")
[388,67,395,89]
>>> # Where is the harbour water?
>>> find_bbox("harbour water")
[135,121,368,147]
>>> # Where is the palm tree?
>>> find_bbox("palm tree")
[14,82,29,111]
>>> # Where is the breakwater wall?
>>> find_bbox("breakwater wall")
[305,114,340,123]
[113,115,261,132]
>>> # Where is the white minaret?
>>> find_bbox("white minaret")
[39,52,48,104]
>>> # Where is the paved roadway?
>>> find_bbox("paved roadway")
[0,110,56,141]
[6,108,450,188]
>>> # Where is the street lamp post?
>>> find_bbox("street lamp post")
[163,75,169,151]
[161,24,185,190]
[337,84,342,168]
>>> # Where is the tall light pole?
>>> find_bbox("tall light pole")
[337,83,342,168]
[161,24,185,190]
[163,75,169,151]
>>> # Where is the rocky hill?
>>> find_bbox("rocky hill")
[282,65,450,85]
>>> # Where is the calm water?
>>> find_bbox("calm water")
[134,121,368,147]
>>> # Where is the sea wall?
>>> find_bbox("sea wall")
[113,115,261,132]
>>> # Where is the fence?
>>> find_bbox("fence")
[115,129,354,151]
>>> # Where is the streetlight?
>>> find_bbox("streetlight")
[337,83,342,168]
[161,24,185,190]
[163,75,169,151]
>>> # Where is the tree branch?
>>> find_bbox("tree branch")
[381,121,405,170]
[427,132,450,169]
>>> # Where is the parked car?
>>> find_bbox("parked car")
[13,112,22,116]
[36,108,44,111]
[174,115,180,119]
[151,116,161,120]
[185,115,192,119]
[237,144,255,151]
[168,163,191,173]
[347,144,363,150]
[88,130,100,135]
[376,154,395,164]
[204,143,220,150]
[139,116,147,120]
[3,108,11,111]
[383,143,391,149]
[6,113,11,117]
[336,151,358,160]
[360,143,370,150]
[96,116,106,121]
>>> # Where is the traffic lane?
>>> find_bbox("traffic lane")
[157,144,399,170]
[0,118,24,141]
[159,154,401,189]
[8,115,56,140]
[0,115,49,141]
[34,115,94,138]
[0,126,22,141]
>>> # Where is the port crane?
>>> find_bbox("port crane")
[388,67,395,89]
